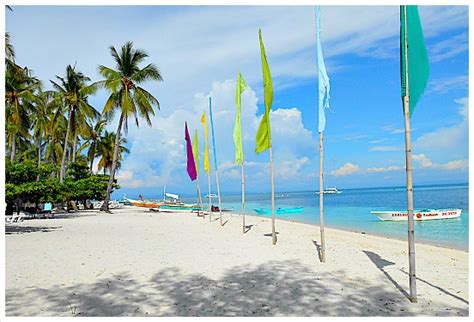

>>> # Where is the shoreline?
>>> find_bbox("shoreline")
[222,211,469,253]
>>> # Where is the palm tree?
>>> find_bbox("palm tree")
[96,130,130,175]
[44,113,67,176]
[5,6,14,65]
[30,91,53,169]
[83,118,107,172]
[50,64,98,183]
[98,41,162,211]
[5,32,15,64]
[5,65,41,161]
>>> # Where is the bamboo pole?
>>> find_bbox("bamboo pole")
[196,176,203,217]
[402,5,417,303]
[207,172,212,222]
[215,170,223,226]
[209,97,223,226]
[319,132,326,262]
[241,160,246,233]
[269,147,276,245]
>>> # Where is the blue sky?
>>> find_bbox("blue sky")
[6,5,469,198]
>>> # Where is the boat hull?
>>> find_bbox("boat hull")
[371,209,462,221]
[125,198,160,208]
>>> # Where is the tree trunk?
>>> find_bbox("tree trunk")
[60,108,73,183]
[72,133,77,163]
[101,114,124,213]
[37,137,42,167]
[37,136,42,181]
[10,132,16,161]
[89,141,96,173]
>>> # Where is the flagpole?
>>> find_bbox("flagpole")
[209,97,223,226]
[207,173,212,222]
[241,160,246,233]
[269,147,276,245]
[319,132,326,262]
[196,176,203,217]
[402,5,417,303]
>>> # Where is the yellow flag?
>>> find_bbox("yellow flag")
[201,111,210,174]
[255,29,273,154]
[192,129,199,175]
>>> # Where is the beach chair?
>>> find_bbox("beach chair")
[42,203,53,213]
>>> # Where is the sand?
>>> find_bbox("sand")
[4,206,469,317]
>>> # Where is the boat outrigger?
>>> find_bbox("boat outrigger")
[371,209,462,221]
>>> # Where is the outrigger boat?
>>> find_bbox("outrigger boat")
[254,207,303,215]
[371,209,462,221]
[125,197,161,209]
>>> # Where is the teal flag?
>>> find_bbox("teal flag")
[315,6,330,132]
[400,5,430,117]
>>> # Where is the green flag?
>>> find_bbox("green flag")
[400,5,430,117]
[255,29,273,154]
[233,72,247,164]
[192,129,200,175]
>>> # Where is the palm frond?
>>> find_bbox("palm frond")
[131,63,163,83]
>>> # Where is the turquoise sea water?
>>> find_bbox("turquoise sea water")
[179,183,469,250]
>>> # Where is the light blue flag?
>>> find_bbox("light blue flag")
[209,97,218,170]
[316,6,330,133]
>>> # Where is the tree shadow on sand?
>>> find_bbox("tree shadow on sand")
[5,225,62,235]
[5,260,468,317]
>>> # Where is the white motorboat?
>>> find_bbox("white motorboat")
[371,209,462,221]
[316,187,342,195]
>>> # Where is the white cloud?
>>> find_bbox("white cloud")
[413,97,468,159]
[7,5,468,114]
[412,154,433,168]
[118,80,318,191]
[369,146,403,152]
[441,159,468,170]
[330,162,360,177]
[367,166,402,173]
[274,156,310,180]
[429,32,468,63]
[428,75,468,94]
[412,154,468,171]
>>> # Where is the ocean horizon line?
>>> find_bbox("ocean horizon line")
[116,181,468,199]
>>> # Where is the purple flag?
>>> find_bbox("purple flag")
[185,122,197,181]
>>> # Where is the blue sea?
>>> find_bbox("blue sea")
[177,183,468,251]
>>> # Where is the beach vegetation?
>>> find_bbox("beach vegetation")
[4,33,160,217]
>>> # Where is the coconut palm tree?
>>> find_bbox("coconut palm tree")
[30,91,53,169]
[50,64,99,183]
[96,130,130,175]
[83,118,107,172]
[5,65,41,161]
[98,41,163,211]
[5,32,15,64]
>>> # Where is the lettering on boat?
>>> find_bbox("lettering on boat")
[391,213,407,217]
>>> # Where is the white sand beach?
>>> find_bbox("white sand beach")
[5,206,468,317]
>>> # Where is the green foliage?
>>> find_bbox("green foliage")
[66,160,90,180]
[37,163,58,180]
[6,159,38,184]
[64,175,119,202]
[5,160,116,213]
